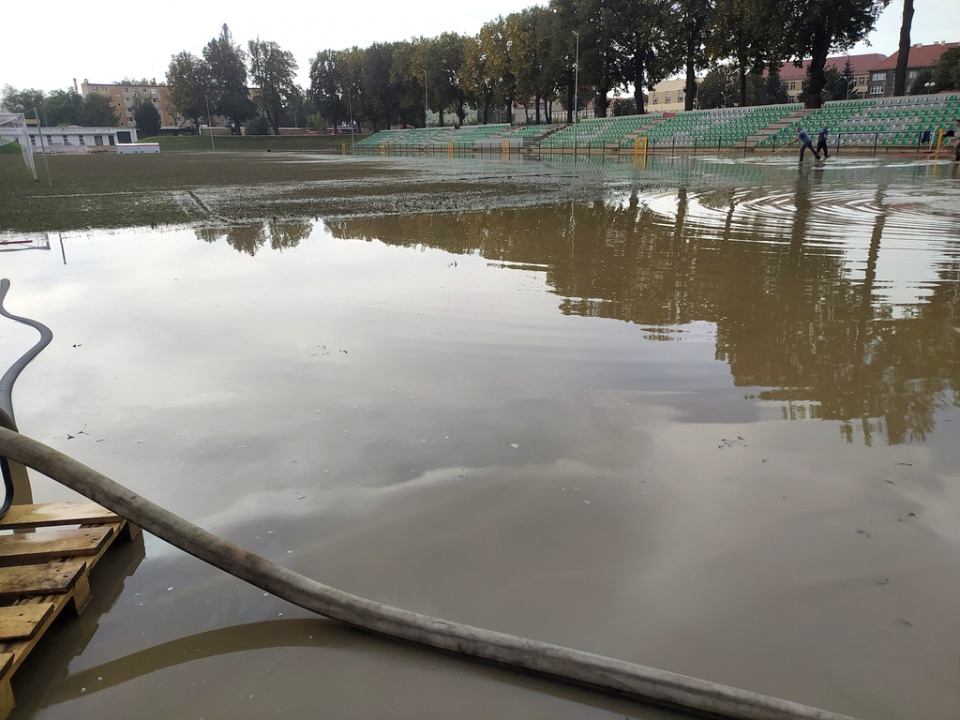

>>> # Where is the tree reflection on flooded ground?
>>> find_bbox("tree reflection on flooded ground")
[1,154,959,720]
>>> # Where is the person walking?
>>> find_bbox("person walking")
[798,128,820,161]
[953,118,960,161]
[816,126,829,158]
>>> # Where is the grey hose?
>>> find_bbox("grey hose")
[0,425,857,720]
[0,278,53,516]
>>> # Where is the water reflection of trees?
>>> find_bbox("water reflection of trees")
[196,219,313,256]
[325,194,959,445]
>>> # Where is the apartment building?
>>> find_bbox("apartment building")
[76,79,182,130]
[648,79,687,114]
[866,41,959,97]
[777,53,887,102]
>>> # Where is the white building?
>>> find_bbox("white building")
[14,126,139,153]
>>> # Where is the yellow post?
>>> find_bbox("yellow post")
[448,141,454,158]
[633,136,648,162]
[341,143,346,155]
[502,139,510,159]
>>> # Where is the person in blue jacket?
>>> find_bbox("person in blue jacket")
[798,128,820,161]
[816,126,829,158]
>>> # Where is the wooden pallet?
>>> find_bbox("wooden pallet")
[0,501,140,720]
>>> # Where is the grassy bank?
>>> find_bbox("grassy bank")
[141,134,367,152]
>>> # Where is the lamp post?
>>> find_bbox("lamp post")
[573,31,579,161]
[348,85,355,147]
[204,95,215,150]
[421,67,428,128]
[924,81,934,96]
[846,79,856,100]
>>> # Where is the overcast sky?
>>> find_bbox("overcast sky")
[2,0,957,94]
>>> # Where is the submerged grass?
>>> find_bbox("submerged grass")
[0,151,608,234]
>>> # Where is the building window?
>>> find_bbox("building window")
[151,89,158,94]
[678,89,684,101]
[123,87,129,93]
[79,136,85,145]
[652,92,659,104]
[871,72,886,82]
[869,85,883,95]
[907,70,917,79]
[789,81,796,90]
[665,91,671,103]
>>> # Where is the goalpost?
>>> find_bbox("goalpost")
[0,113,38,181]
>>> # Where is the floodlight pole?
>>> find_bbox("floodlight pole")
[29,108,51,187]
[204,96,215,151]
[422,67,428,128]
[573,31,580,162]
[348,86,355,147]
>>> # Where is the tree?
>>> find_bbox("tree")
[422,33,467,127]
[204,24,255,130]
[893,0,914,96]
[79,93,119,126]
[933,46,960,91]
[43,89,84,126]
[787,0,889,108]
[310,49,349,127]
[676,0,716,110]
[248,38,299,135]
[761,72,790,104]
[514,8,565,123]
[611,97,637,115]
[1,86,45,117]
[245,116,270,135]
[708,0,790,106]
[360,43,399,130]
[387,39,425,127]
[909,67,934,95]
[133,96,162,136]
[166,51,210,132]
[623,0,680,114]
[553,0,623,118]
[697,65,737,108]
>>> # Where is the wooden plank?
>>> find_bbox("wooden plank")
[0,653,14,720]
[0,604,55,641]
[0,502,118,529]
[0,527,114,566]
[0,559,87,599]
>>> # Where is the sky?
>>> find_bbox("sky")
[2,0,958,95]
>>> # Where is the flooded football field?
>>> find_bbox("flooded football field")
[1,152,960,720]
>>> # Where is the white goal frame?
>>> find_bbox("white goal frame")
[0,113,38,181]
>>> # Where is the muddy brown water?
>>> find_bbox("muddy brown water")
[1,153,959,720]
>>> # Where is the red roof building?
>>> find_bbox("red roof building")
[867,42,959,97]
[777,53,887,101]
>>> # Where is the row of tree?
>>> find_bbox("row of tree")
[1,85,120,127]
[8,1,959,135]
[168,0,898,135]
